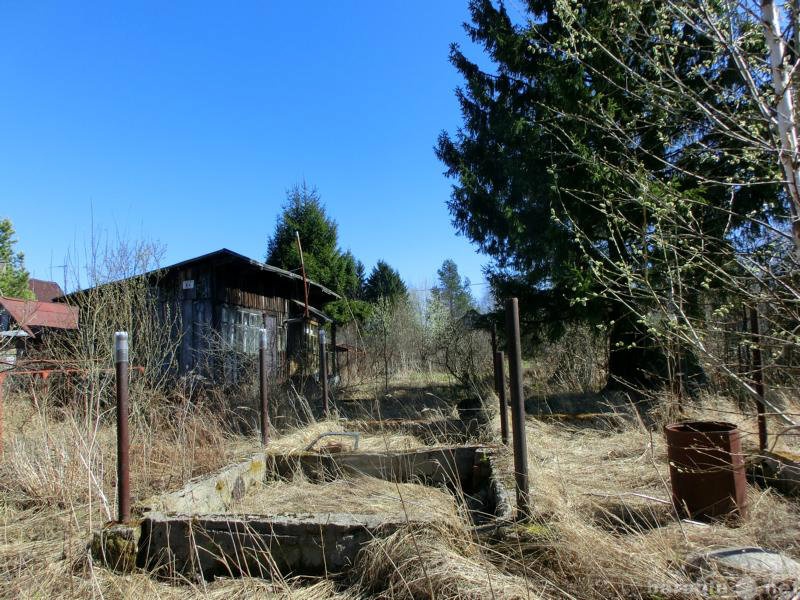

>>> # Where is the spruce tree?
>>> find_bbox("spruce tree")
[436,0,779,390]
[0,218,33,300]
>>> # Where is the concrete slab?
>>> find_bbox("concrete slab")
[138,510,442,579]
[143,453,268,514]
[265,446,481,488]
[93,444,512,580]
[760,451,800,496]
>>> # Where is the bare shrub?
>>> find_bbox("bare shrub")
[363,296,426,388]
[523,323,607,395]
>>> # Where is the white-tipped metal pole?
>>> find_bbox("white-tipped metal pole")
[259,328,269,445]
[114,331,130,523]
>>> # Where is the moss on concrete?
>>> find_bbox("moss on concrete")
[91,523,141,573]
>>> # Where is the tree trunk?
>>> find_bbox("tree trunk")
[606,304,707,396]
[761,0,800,249]
[606,308,667,391]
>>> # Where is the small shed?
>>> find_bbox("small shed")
[0,296,79,364]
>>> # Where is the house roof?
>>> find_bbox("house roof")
[28,279,65,302]
[0,297,79,337]
[163,248,340,300]
[290,299,332,323]
[60,248,340,302]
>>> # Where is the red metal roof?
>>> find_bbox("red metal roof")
[28,279,65,302]
[0,297,79,336]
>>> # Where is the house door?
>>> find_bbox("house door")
[264,314,278,376]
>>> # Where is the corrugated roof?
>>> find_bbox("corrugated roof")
[28,279,64,302]
[0,297,79,336]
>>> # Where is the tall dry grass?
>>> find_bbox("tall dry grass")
[485,393,800,599]
[0,386,258,599]
[3,356,799,600]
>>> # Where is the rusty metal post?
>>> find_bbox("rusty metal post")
[319,329,329,418]
[0,372,5,459]
[749,306,768,451]
[114,332,131,523]
[491,322,500,397]
[495,351,509,445]
[505,298,530,520]
[331,322,338,378]
[259,328,270,446]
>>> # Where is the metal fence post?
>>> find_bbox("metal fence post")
[319,329,329,418]
[114,332,131,523]
[0,372,5,460]
[505,298,530,520]
[491,322,501,406]
[259,328,270,446]
[749,307,768,451]
[495,350,509,445]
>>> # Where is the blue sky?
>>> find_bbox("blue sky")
[0,1,495,297]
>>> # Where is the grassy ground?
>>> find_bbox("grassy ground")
[1,374,798,599]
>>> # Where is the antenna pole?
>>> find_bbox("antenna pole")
[295,231,310,319]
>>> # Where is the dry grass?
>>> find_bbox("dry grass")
[486,392,800,599]
[355,523,539,599]
[0,392,280,599]
[229,475,460,523]
[3,368,800,599]
[265,419,424,454]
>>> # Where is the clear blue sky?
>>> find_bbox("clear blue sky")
[0,1,494,296]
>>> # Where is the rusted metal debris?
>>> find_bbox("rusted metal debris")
[303,431,360,453]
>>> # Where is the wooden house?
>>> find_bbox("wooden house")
[64,249,339,380]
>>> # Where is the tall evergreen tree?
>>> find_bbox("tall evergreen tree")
[363,260,407,304]
[266,183,360,295]
[431,259,474,319]
[0,218,33,299]
[267,183,370,323]
[436,0,779,389]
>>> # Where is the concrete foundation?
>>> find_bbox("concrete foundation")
[754,451,800,496]
[94,444,511,580]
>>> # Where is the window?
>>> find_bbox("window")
[221,306,265,355]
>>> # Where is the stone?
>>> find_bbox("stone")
[761,451,800,496]
[688,546,800,580]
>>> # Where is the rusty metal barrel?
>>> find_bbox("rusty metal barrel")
[664,421,747,520]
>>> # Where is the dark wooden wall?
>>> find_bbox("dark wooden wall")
[157,257,315,379]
